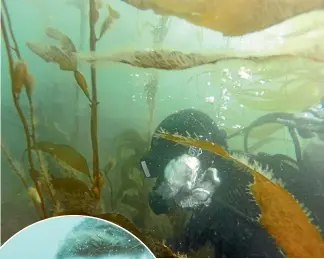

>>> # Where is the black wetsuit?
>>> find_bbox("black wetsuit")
[149,152,324,257]
[142,108,324,257]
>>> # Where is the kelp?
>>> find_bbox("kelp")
[88,0,101,198]
[76,48,322,71]
[151,16,170,46]
[50,175,92,196]
[194,56,324,118]
[145,71,159,140]
[102,157,116,209]
[155,130,324,257]
[231,80,324,112]
[77,49,220,69]
[74,70,91,102]
[12,61,34,99]
[2,1,184,253]
[122,0,324,36]
[26,29,92,102]
[65,0,87,50]
[77,9,324,71]
[32,142,90,176]
[1,143,43,218]
[114,129,149,156]
[144,16,170,141]
[38,172,97,215]
[97,5,120,41]
[25,0,122,198]
[26,42,77,71]
[45,27,77,56]
[1,0,48,218]
[113,129,151,222]
[78,49,297,70]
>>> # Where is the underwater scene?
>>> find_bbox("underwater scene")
[1,0,324,257]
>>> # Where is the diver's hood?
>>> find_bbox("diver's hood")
[140,109,228,178]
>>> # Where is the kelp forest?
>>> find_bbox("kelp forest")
[0,1,189,257]
[1,0,324,258]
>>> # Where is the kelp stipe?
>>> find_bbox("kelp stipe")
[143,17,169,143]
[1,0,48,218]
[1,2,191,257]
[1,144,43,218]
[155,131,324,257]
[24,1,123,199]
[88,0,101,199]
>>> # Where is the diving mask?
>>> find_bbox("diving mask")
[156,154,221,209]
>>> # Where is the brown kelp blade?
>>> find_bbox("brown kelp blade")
[155,131,324,257]
[122,0,324,36]
[12,61,28,97]
[45,27,77,55]
[97,5,120,41]
[26,42,56,63]
[77,49,224,70]
[77,48,322,71]
[73,70,91,102]
[251,170,324,257]
[232,85,323,113]
[26,41,77,71]
[32,141,90,176]
[50,174,92,195]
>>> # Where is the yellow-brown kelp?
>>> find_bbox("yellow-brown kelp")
[155,130,324,257]
[1,0,48,218]
[122,0,324,36]
[26,1,121,199]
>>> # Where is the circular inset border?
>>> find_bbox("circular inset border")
[0,215,156,259]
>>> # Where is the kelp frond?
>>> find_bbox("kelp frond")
[155,130,324,257]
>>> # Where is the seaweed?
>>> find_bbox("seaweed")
[112,129,151,223]
[24,0,122,199]
[1,0,47,218]
[144,16,170,142]
[2,2,183,255]
[1,0,119,220]
[122,0,324,36]
[88,0,101,199]
[3,1,323,258]
[155,130,324,257]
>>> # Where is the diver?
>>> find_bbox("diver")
[139,105,324,257]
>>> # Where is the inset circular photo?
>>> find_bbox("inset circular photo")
[0,215,156,259]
